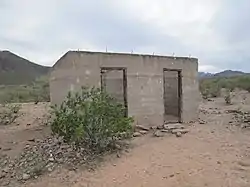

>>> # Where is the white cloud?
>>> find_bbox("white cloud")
[0,0,249,72]
[116,0,224,50]
[199,65,221,73]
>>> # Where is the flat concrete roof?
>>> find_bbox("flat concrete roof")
[70,50,198,60]
[53,50,198,68]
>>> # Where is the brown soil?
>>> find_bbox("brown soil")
[2,91,250,187]
[0,102,50,158]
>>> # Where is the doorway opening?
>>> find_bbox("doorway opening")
[163,69,182,123]
[100,67,128,117]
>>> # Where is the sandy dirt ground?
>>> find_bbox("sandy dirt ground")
[0,102,50,158]
[1,92,250,187]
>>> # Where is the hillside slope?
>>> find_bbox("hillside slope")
[214,70,247,77]
[0,51,50,85]
[199,70,248,79]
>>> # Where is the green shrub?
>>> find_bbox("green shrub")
[50,87,134,153]
[0,104,21,125]
[224,89,231,105]
[209,84,221,98]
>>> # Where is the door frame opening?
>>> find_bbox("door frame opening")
[163,68,182,123]
[100,67,128,117]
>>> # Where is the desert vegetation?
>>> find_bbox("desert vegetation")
[0,103,20,125]
[0,76,49,103]
[0,87,135,186]
[51,87,134,153]
[199,75,250,99]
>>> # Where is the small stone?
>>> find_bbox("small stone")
[139,130,148,135]
[67,147,73,152]
[199,120,206,124]
[57,158,64,163]
[172,129,189,134]
[133,132,142,137]
[161,129,169,133]
[78,152,84,158]
[114,144,122,150]
[48,167,53,172]
[3,167,9,173]
[28,138,35,142]
[163,123,184,130]
[35,139,42,143]
[22,173,31,180]
[0,171,6,179]
[150,126,157,130]
[153,130,164,137]
[135,125,150,131]
[48,157,55,162]
[169,174,175,178]
[176,132,182,137]
[26,123,31,126]
[156,125,164,130]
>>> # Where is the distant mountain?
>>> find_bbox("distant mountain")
[199,70,248,79]
[0,51,51,85]
[214,70,247,77]
[198,72,213,78]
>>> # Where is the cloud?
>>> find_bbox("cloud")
[0,0,249,72]
[198,65,222,73]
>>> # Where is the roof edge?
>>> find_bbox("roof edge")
[69,50,198,61]
[52,50,198,69]
[52,51,73,69]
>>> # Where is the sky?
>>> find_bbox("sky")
[0,0,249,73]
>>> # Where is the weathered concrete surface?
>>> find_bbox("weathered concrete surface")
[50,51,199,127]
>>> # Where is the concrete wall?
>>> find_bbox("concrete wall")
[50,51,199,127]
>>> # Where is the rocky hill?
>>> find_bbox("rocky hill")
[0,51,50,85]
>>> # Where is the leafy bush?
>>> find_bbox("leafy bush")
[50,87,134,153]
[200,79,220,98]
[224,89,232,105]
[0,104,21,125]
[209,84,221,98]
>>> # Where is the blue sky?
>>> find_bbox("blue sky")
[0,0,249,73]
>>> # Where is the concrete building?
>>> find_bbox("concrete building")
[50,51,199,127]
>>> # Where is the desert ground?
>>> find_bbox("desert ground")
[1,91,250,187]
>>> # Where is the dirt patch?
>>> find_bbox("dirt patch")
[0,102,50,158]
